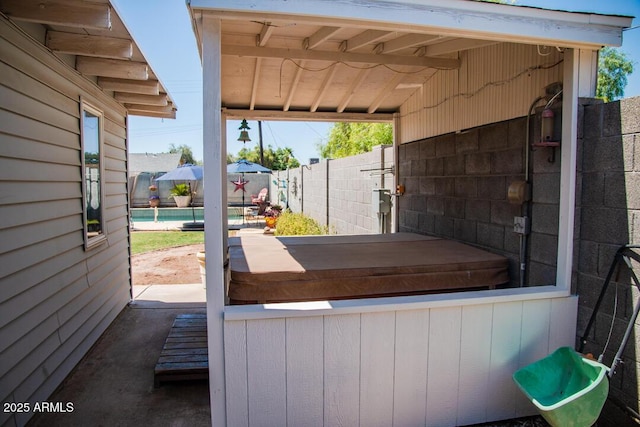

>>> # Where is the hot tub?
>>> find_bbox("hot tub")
[228,233,509,304]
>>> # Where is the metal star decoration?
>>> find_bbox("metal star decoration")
[231,177,249,192]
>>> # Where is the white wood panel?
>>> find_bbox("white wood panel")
[393,309,429,426]
[360,311,396,427]
[457,304,493,426]
[286,316,324,427]
[0,133,79,167]
[515,299,551,417]
[324,314,361,427]
[487,301,523,421]
[224,320,249,427]
[549,296,578,350]
[426,306,462,426]
[246,318,287,427]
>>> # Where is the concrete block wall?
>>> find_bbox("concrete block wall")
[273,145,394,234]
[574,96,640,423]
[397,111,562,287]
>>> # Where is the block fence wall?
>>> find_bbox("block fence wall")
[575,97,640,425]
[271,145,394,235]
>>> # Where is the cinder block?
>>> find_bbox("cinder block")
[504,227,521,254]
[602,100,622,138]
[427,197,444,215]
[436,133,456,157]
[477,176,506,200]
[435,177,455,196]
[530,203,559,235]
[490,201,520,226]
[583,102,603,140]
[405,141,420,160]
[465,152,491,175]
[526,261,557,286]
[577,240,599,276]
[455,177,477,198]
[434,215,454,238]
[404,210,420,230]
[455,129,478,154]
[580,172,605,207]
[426,158,444,176]
[477,222,504,250]
[580,206,631,244]
[398,143,407,161]
[411,159,426,176]
[479,121,509,152]
[412,195,427,213]
[454,218,477,243]
[491,148,523,174]
[582,135,626,173]
[508,117,527,149]
[465,199,491,222]
[419,177,436,195]
[603,172,629,209]
[531,146,560,174]
[444,155,465,176]
[419,139,437,159]
[531,173,560,203]
[619,95,640,135]
[529,233,558,265]
[444,198,465,218]
[419,213,435,234]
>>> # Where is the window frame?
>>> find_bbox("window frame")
[80,99,107,249]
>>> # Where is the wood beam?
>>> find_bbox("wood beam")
[341,29,390,52]
[224,108,393,122]
[303,26,341,50]
[1,0,111,30]
[76,57,148,80]
[337,68,369,113]
[283,60,305,111]
[124,103,175,114]
[423,38,498,56]
[46,31,132,59]
[222,45,460,69]
[310,64,338,112]
[249,57,262,110]
[98,77,159,95]
[256,22,274,46]
[114,92,167,106]
[375,34,441,54]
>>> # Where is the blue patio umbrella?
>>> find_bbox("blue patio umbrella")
[155,164,203,228]
[154,163,203,181]
[226,159,271,174]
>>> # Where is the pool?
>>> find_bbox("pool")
[130,207,244,222]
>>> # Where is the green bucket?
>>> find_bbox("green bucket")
[513,347,609,427]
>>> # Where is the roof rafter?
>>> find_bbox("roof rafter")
[337,68,369,113]
[340,29,391,52]
[303,26,341,50]
[375,33,441,54]
[310,64,338,112]
[98,77,159,95]
[222,44,460,69]
[284,60,305,111]
[76,57,148,80]
[1,0,111,30]
[46,31,132,59]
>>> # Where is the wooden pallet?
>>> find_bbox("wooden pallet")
[154,313,208,387]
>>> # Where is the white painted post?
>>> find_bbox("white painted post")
[202,14,227,427]
[556,48,578,291]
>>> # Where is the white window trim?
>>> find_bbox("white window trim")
[80,99,107,250]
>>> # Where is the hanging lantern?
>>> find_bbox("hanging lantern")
[237,119,251,143]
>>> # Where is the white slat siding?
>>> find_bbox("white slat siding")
[0,16,131,426]
[399,43,564,144]
[225,296,578,426]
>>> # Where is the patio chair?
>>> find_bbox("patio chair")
[251,188,268,205]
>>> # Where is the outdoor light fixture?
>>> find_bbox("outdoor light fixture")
[237,119,251,143]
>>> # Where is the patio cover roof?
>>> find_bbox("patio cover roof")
[0,0,177,119]
[187,0,632,121]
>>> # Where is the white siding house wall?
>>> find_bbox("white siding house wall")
[0,18,131,427]
[224,293,578,427]
[399,43,564,144]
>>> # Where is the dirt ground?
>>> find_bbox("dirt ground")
[131,244,205,285]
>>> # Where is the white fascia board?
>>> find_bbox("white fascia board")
[188,0,632,49]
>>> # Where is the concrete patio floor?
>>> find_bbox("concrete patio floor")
[27,284,210,427]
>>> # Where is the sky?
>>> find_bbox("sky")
[113,0,640,165]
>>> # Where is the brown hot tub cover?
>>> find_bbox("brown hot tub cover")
[228,233,509,304]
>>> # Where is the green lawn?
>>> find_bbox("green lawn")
[130,231,204,255]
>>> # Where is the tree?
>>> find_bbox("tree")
[230,144,300,171]
[596,47,634,102]
[168,143,198,165]
[318,122,393,159]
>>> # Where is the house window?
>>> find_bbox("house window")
[81,101,106,248]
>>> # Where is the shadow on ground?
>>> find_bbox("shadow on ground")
[27,306,211,427]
